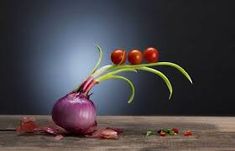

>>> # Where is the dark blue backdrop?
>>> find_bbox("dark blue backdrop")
[0,0,234,115]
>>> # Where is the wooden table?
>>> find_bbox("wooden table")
[0,116,235,151]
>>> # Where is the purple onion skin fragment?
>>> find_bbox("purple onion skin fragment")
[52,92,96,135]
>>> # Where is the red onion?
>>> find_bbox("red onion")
[52,90,96,135]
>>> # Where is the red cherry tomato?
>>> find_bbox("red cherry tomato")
[111,49,126,65]
[143,47,159,63]
[128,49,143,65]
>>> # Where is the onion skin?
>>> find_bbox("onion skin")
[52,92,96,135]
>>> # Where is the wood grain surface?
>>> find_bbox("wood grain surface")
[0,115,235,151]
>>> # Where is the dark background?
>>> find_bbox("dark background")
[0,0,234,115]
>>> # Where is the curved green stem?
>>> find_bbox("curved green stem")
[90,44,103,74]
[91,65,113,78]
[138,67,173,99]
[74,45,103,92]
[96,68,137,82]
[154,62,193,84]
[96,75,135,104]
[93,62,193,84]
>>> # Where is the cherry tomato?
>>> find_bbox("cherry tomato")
[143,47,159,63]
[128,49,143,65]
[111,49,126,65]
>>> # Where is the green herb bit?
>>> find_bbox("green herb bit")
[146,130,154,136]
[169,130,177,136]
